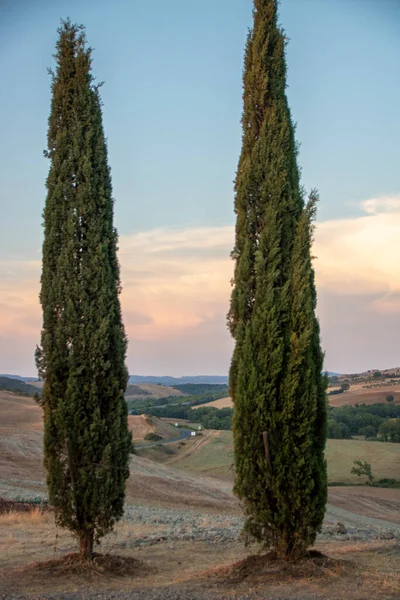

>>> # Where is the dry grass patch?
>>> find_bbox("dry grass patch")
[25,552,151,578]
[195,541,400,599]
[0,507,50,526]
[206,549,349,585]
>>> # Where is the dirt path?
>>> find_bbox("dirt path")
[164,430,218,465]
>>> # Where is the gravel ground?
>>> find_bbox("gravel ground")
[2,483,400,545]
[120,503,400,547]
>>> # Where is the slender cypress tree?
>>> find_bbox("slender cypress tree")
[36,20,131,559]
[228,0,327,559]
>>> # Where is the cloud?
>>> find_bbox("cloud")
[362,195,400,215]
[313,194,400,304]
[2,194,400,374]
[118,225,234,340]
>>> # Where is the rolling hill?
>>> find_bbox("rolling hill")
[196,383,400,410]
[128,414,178,441]
[145,429,400,485]
[0,377,41,397]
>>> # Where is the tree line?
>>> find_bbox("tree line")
[127,387,228,414]
[328,404,400,441]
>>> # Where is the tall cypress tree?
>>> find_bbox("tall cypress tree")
[36,20,131,559]
[228,0,327,559]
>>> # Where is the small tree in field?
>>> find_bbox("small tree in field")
[36,21,132,559]
[386,394,394,404]
[351,460,374,485]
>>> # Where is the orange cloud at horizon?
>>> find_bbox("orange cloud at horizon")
[2,195,400,374]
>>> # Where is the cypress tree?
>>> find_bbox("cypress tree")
[36,20,131,559]
[228,0,327,559]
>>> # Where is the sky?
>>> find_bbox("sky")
[1,0,400,376]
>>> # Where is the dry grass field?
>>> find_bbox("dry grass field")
[3,391,400,488]
[1,509,400,598]
[0,390,235,511]
[327,439,400,482]
[328,384,400,406]
[195,383,400,410]
[195,396,233,409]
[2,390,400,598]
[0,391,177,443]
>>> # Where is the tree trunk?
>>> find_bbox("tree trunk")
[79,530,94,559]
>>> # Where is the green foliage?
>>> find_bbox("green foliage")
[127,395,186,413]
[351,460,374,485]
[137,403,234,431]
[340,383,350,392]
[358,425,377,439]
[227,0,327,559]
[144,433,162,442]
[193,407,233,430]
[373,371,382,379]
[171,383,228,396]
[386,394,394,404]
[327,388,344,396]
[36,21,131,559]
[327,419,351,439]
[379,418,400,442]
[374,478,400,488]
[327,403,400,439]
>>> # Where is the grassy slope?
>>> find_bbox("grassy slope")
[125,383,187,400]
[195,397,233,409]
[167,431,400,484]
[128,415,178,441]
[326,439,400,482]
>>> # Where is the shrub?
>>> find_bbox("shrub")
[144,433,162,442]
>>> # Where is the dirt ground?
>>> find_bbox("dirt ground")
[2,390,400,598]
[0,510,399,599]
[328,384,400,407]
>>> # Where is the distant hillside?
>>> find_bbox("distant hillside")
[129,375,228,385]
[126,384,151,397]
[172,383,228,396]
[0,374,39,382]
[0,377,40,397]
[125,383,187,400]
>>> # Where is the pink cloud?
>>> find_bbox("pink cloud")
[2,195,400,375]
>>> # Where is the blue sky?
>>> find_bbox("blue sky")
[1,0,400,375]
